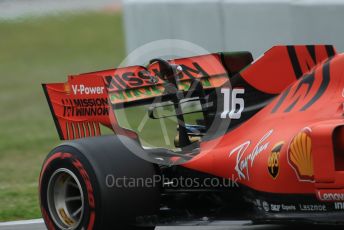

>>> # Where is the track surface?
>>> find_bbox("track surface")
[0,220,342,230]
[0,220,254,230]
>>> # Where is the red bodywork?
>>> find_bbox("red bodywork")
[43,45,344,202]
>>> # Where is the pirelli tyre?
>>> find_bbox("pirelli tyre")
[39,135,159,230]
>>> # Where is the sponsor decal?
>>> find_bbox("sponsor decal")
[254,200,300,213]
[281,204,296,211]
[334,202,344,210]
[64,83,71,94]
[62,98,109,117]
[287,45,334,80]
[317,190,344,202]
[59,208,75,226]
[270,204,281,212]
[272,58,331,113]
[268,141,284,179]
[253,199,331,213]
[105,62,212,91]
[299,204,327,212]
[73,84,104,95]
[262,201,270,212]
[255,200,325,213]
[72,158,95,209]
[66,84,105,95]
[221,88,245,120]
[108,78,213,104]
[255,199,263,211]
[288,129,314,182]
[229,129,273,180]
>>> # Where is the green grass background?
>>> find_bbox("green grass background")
[0,11,203,221]
[0,12,125,221]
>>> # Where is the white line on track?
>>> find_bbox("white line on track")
[0,219,44,227]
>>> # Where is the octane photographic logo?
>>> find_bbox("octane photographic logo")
[108,39,245,166]
[105,174,239,190]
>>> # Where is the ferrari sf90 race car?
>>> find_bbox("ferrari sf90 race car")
[39,44,344,230]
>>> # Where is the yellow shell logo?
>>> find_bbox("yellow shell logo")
[288,131,314,181]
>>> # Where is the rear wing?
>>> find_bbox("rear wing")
[43,45,336,140]
[43,52,252,140]
[106,53,231,105]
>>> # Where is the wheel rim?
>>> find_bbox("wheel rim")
[47,168,84,230]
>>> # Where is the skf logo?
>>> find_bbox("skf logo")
[71,84,105,95]
[268,142,283,179]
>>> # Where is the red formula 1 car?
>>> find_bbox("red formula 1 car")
[39,45,344,230]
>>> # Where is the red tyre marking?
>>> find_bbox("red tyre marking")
[40,152,73,189]
[72,158,96,229]
[40,152,62,186]
[88,212,96,230]
[40,152,73,230]
[42,207,55,230]
[40,153,73,183]
[40,152,96,230]
[72,159,95,208]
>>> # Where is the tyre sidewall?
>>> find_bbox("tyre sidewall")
[39,149,99,230]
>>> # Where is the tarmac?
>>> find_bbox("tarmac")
[0,219,288,230]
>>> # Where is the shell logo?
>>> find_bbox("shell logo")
[288,130,314,182]
[64,83,71,95]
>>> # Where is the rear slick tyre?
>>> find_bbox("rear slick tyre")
[39,135,159,230]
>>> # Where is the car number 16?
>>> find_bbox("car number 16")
[221,88,245,119]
